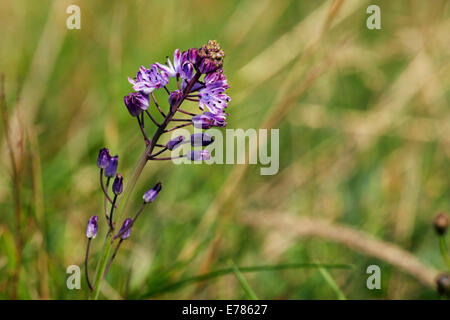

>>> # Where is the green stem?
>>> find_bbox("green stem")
[231,261,258,300]
[317,265,347,300]
[90,146,151,300]
[90,72,201,299]
[91,235,113,299]
[439,236,450,270]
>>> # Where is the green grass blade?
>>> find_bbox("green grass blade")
[438,236,450,270]
[139,262,353,298]
[230,261,258,300]
[317,265,347,300]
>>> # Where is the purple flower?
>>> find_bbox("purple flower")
[198,71,230,114]
[86,215,98,239]
[128,65,169,94]
[192,112,227,129]
[166,135,185,151]
[124,92,149,117]
[105,155,118,178]
[97,148,110,169]
[119,218,133,240]
[169,90,183,110]
[188,150,211,161]
[191,133,214,147]
[156,49,194,80]
[143,182,162,203]
[112,174,123,195]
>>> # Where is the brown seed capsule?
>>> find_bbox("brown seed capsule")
[436,273,450,296]
[433,213,449,236]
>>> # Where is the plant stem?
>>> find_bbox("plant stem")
[90,72,201,299]
[317,264,346,300]
[100,169,115,205]
[109,195,118,230]
[84,239,93,291]
[231,261,258,300]
[103,239,123,279]
[113,203,146,241]
[439,236,450,270]
[92,235,113,299]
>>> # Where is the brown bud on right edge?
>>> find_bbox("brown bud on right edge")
[433,213,449,236]
[436,273,450,297]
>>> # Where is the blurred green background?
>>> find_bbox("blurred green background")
[0,0,449,299]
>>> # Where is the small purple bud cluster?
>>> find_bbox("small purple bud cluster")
[98,148,119,177]
[90,148,164,240]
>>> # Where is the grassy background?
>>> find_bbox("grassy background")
[0,0,449,299]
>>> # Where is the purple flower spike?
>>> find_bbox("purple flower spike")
[166,135,185,151]
[124,92,149,117]
[143,182,162,203]
[97,148,110,169]
[119,218,133,240]
[192,112,227,129]
[112,174,123,195]
[156,49,194,80]
[128,65,169,94]
[86,215,98,239]
[169,90,184,110]
[191,133,214,147]
[188,150,211,161]
[105,155,119,178]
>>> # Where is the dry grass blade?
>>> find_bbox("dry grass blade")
[0,74,23,299]
[241,211,439,288]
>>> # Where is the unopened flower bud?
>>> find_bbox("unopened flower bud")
[112,174,123,195]
[119,218,133,240]
[86,215,98,239]
[97,148,110,169]
[105,155,118,178]
[190,133,214,147]
[143,182,162,203]
[434,213,449,236]
[198,58,219,74]
[436,273,450,296]
[181,61,194,80]
[188,150,211,161]
[169,90,183,110]
[166,136,185,151]
[124,92,149,117]
[188,48,201,66]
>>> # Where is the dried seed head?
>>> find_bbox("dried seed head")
[434,213,449,236]
[436,273,450,297]
[197,40,225,74]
